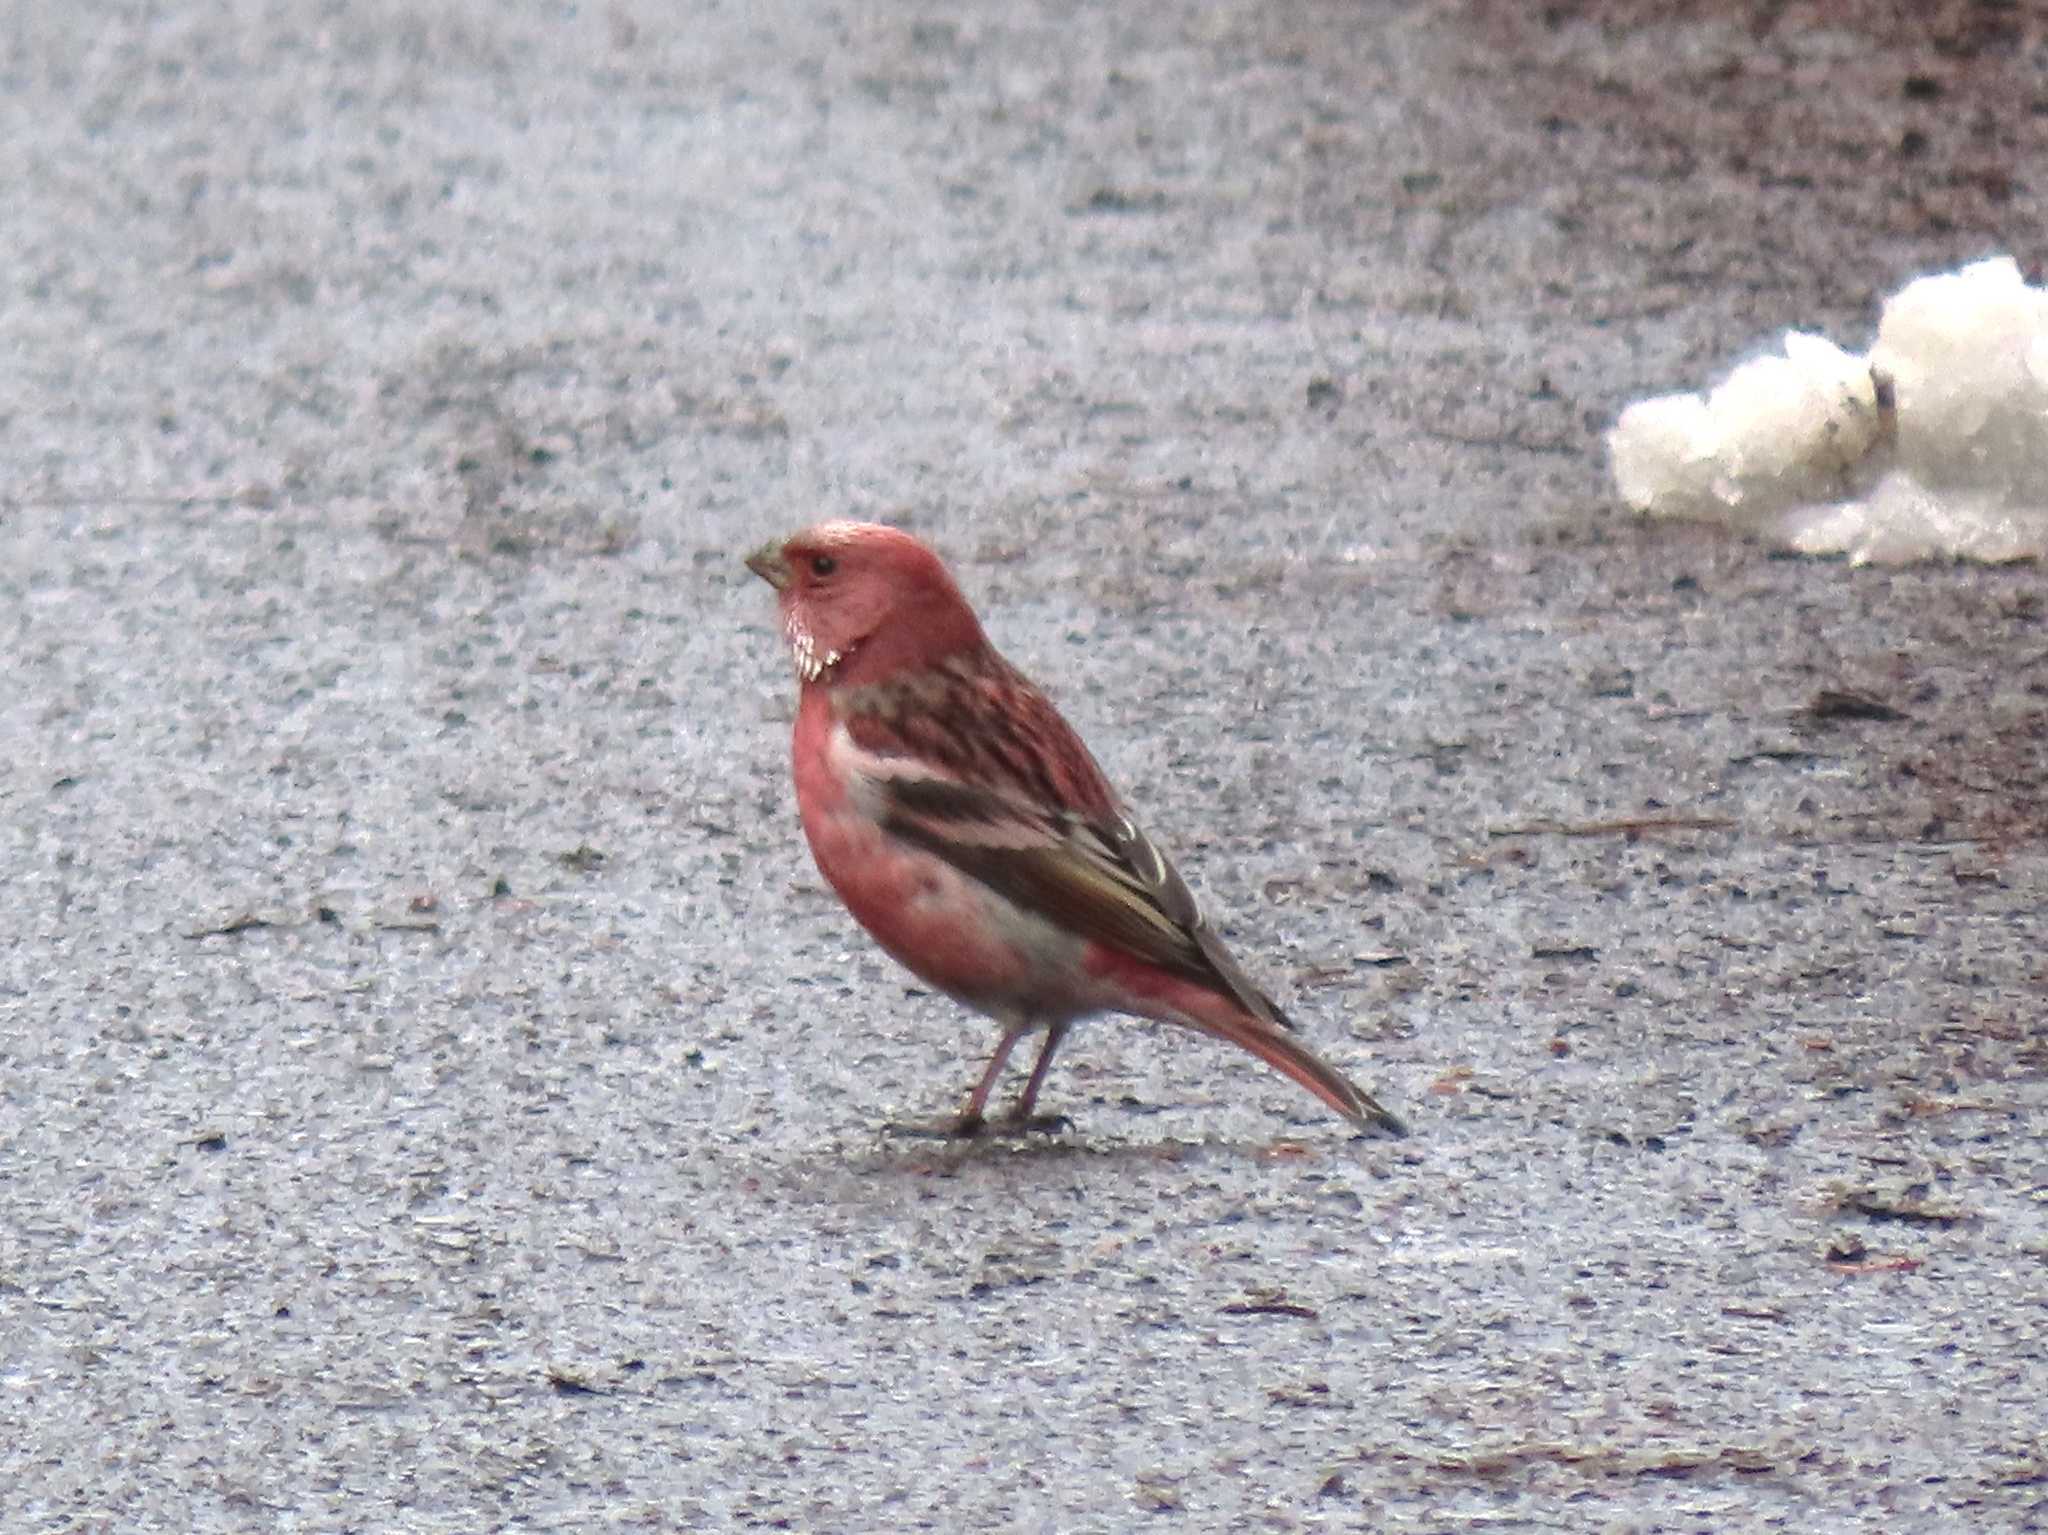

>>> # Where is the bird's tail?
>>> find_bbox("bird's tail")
[1193,1002,1408,1137]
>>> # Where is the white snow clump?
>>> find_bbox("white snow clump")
[1609,255,2048,563]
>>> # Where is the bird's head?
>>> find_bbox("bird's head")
[745,521,988,686]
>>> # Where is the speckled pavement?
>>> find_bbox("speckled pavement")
[4,3,2044,1530]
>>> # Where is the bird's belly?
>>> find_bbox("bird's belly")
[800,802,1103,1022]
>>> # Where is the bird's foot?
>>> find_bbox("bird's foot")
[882,1111,989,1140]
[991,1110,1073,1136]
[880,1109,1071,1139]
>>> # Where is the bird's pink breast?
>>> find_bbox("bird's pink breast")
[790,687,1105,1021]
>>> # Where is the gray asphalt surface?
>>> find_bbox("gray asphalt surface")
[5,2,2046,1531]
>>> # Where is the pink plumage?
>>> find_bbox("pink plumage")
[746,520,1406,1137]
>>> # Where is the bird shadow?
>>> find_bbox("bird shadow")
[835,1119,1399,1180]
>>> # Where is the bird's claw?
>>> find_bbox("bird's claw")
[993,1111,1072,1136]
[882,1113,989,1140]
[880,1109,1072,1139]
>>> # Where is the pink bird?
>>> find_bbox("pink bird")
[746,520,1406,1138]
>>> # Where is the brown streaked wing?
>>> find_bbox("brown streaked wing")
[872,772,1298,1033]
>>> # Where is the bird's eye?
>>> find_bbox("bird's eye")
[810,554,837,577]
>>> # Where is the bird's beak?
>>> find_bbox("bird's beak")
[745,540,791,592]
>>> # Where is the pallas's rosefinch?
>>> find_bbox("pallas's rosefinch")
[746,521,1406,1138]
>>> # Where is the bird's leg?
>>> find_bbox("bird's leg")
[997,1020,1073,1133]
[884,1021,1033,1139]
[954,1021,1033,1132]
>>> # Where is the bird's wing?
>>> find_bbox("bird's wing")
[841,659,1296,1029]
